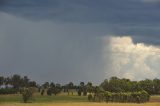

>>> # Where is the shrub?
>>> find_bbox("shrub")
[22,88,34,103]
[104,91,112,102]
[88,94,93,101]
[92,91,150,103]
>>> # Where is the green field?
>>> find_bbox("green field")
[0,93,87,103]
[0,94,160,106]
[0,93,160,103]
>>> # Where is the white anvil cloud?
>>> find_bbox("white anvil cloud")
[103,36,160,80]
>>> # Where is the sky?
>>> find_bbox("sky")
[0,0,160,84]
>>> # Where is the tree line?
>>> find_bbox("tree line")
[0,75,160,95]
[88,90,150,103]
[0,75,160,103]
[0,74,37,90]
[100,77,160,95]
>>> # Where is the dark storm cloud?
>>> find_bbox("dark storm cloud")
[1,0,160,24]
[1,0,160,45]
[0,0,160,84]
[0,13,108,84]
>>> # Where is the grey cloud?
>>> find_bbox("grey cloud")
[0,0,160,84]
[1,0,160,45]
[0,12,108,84]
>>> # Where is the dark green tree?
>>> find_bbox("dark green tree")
[87,82,93,93]
[153,78,160,94]
[11,74,22,90]
[67,82,74,95]
[0,76,4,87]
[42,82,49,89]
[139,79,154,94]
[50,82,55,88]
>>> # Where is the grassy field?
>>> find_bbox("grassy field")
[0,93,160,106]
[0,93,87,103]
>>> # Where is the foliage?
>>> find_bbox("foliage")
[77,82,88,96]
[86,82,93,93]
[92,90,150,103]
[42,82,49,89]
[21,88,35,103]
[47,88,52,96]
[52,83,62,95]
[67,82,74,95]
[0,74,37,92]
[100,77,160,95]
[88,94,93,101]
[0,88,17,94]
[1,74,160,97]
[0,76,4,86]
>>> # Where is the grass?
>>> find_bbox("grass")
[33,94,88,103]
[0,94,22,103]
[0,103,160,106]
[0,93,160,106]
[0,92,88,103]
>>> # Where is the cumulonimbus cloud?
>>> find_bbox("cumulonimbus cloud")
[103,36,160,80]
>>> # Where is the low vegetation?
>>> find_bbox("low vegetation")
[21,88,35,103]
[88,90,149,103]
[0,74,160,104]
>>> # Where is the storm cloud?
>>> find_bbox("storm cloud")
[0,0,160,84]
[0,12,106,84]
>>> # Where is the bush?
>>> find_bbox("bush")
[22,88,34,103]
[92,91,150,103]
[104,91,112,102]
[139,90,150,103]
[88,94,93,101]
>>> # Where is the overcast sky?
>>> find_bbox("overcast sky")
[0,0,160,84]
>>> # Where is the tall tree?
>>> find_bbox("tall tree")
[80,82,85,87]
[108,77,123,92]
[11,74,22,90]
[67,82,74,95]
[86,82,93,93]
[50,82,55,88]
[29,81,37,87]
[22,76,30,87]
[43,82,49,89]
[100,79,109,91]
[139,79,154,94]
[153,78,160,94]
[0,76,4,87]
